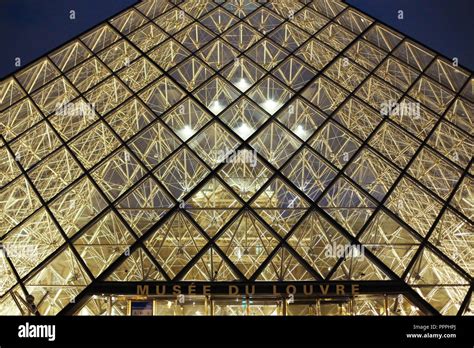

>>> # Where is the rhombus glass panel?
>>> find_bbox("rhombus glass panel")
[0,0,472,316]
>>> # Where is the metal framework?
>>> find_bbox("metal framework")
[0,0,472,316]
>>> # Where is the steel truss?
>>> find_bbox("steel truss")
[0,0,472,316]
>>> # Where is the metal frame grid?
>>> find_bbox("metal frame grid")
[0,0,472,316]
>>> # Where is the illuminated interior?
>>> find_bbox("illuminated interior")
[0,0,472,316]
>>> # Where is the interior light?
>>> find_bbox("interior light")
[236,123,254,139]
[178,125,194,140]
[167,301,173,308]
[262,99,281,114]
[235,247,243,260]
[209,100,224,114]
[235,78,250,91]
[294,124,307,139]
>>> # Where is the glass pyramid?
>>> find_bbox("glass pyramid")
[0,0,472,316]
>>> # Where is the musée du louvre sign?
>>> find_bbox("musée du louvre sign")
[134,282,363,297]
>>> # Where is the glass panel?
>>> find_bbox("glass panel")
[74,211,135,277]
[69,121,121,169]
[10,121,62,170]
[3,208,64,278]
[16,58,60,94]
[0,98,43,143]
[155,8,194,34]
[49,177,108,237]
[81,24,121,53]
[0,177,42,238]
[28,147,83,201]
[250,122,302,169]
[91,148,147,201]
[0,78,25,112]
[385,177,443,237]
[109,8,148,35]
[50,40,92,72]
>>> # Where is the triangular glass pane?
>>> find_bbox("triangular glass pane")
[359,211,420,277]
[169,57,215,92]
[218,148,274,201]
[247,77,293,115]
[221,57,266,93]
[154,148,210,201]
[345,147,400,202]
[193,77,240,115]
[145,212,207,279]
[256,247,314,281]
[246,39,288,70]
[330,253,391,281]
[219,98,268,140]
[197,39,239,71]
[201,8,239,34]
[161,98,213,142]
[188,121,241,169]
[251,177,309,237]
[287,211,349,278]
[245,7,283,33]
[277,98,326,141]
[185,177,242,237]
[250,121,302,169]
[25,247,91,315]
[406,246,469,286]
[216,210,278,279]
[319,178,376,236]
[129,120,181,170]
[222,22,262,51]
[73,211,135,278]
[282,147,336,201]
[174,23,215,52]
[309,120,361,169]
[116,177,174,237]
[182,247,240,281]
[106,247,165,281]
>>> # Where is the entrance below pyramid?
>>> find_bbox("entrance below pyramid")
[75,293,424,316]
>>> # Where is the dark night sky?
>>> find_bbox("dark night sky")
[347,0,474,71]
[0,0,473,79]
[0,0,137,79]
